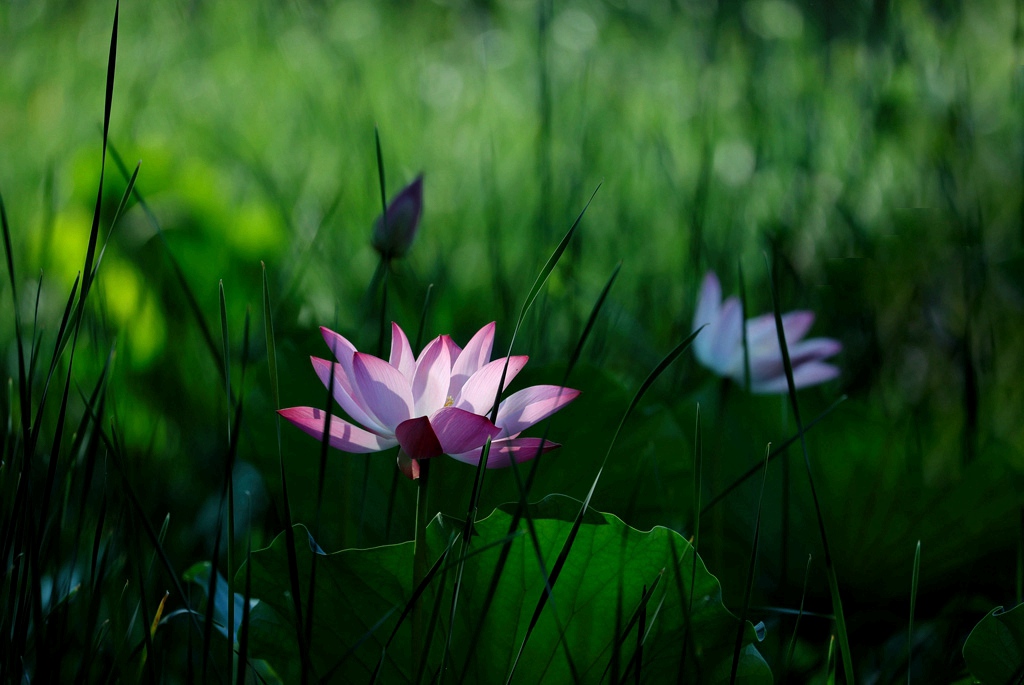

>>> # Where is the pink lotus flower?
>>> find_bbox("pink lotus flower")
[371,175,423,259]
[692,271,841,394]
[279,322,580,479]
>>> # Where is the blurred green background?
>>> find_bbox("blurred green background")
[3,0,1024,680]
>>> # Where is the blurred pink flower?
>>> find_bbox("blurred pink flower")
[372,175,423,259]
[279,322,579,479]
[692,271,841,394]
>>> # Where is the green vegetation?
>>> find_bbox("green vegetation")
[2,0,1023,681]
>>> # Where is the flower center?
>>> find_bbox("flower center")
[444,395,454,407]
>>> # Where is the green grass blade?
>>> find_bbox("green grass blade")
[1018,509,1023,604]
[28,273,79,451]
[679,404,703,680]
[765,256,854,684]
[600,571,663,683]
[220,281,231,440]
[730,443,771,684]
[210,391,245,680]
[634,584,646,684]
[218,281,236,669]
[261,263,280,409]
[80,0,118,305]
[26,273,42,411]
[202,497,225,677]
[374,126,389,222]
[106,159,140,234]
[89,159,139,292]
[132,518,158,685]
[521,261,620,494]
[373,127,390,356]
[448,192,600,680]
[908,540,921,684]
[701,395,847,515]
[784,555,813,676]
[507,326,701,681]
[825,634,837,684]
[368,533,455,683]
[236,498,254,685]
[262,262,309,680]
[304,361,338,684]
[332,530,521,682]
[0,191,30,447]
[71,410,212,668]
[457,263,620,680]
[506,184,600,366]
[692,404,703,553]
[75,498,112,684]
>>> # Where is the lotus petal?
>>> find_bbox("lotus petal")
[351,352,415,430]
[278,407,397,453]
[411,336,452,417]
[395,416,444,460]
[310,357,388,436]
[429,406,501,455]
[448,437,561,468]
[396,449,421,480]
[389,322,416,381]
[455,356,529,415]
[449,322,495,399]
[495,385,581,437]
[750,361,841,394]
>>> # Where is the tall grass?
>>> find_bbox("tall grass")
[2,0,1023,682]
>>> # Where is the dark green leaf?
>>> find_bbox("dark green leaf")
[242,496,770,684]
[964,603,1024,684]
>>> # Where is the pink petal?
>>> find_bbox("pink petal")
[395,416,443,460]
[698,296,743,375]
[411,336,452,416]
[746,311,815,351]
[389,323,416,381]
[318,327,380,413]
[745,337,841,385]
[750,361,840,394]
[352,352,415,431]
[454,356,529,415]
[692,272,722,368]
[438,335,462,364]
[787,337,842,365]
[278,407,397,453]
[310,357,388,436]
[790,361,840,387]
[495,385,580,437]
[782,311,815,343]
[396,450,421,480]
[449,322,495,399]
[693,272,722,331]
[428,406,501,455]
[447,437,561,468]
[321,327,358,367]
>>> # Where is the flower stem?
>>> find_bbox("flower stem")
[412,458,431,675]
[377,257,390,358]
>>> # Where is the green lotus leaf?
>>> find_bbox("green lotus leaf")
[241,494,771,683]
[964,602,1024,684]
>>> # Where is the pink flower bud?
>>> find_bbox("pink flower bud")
[372,174,423,259]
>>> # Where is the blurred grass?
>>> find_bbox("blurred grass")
[2,0,1024,681]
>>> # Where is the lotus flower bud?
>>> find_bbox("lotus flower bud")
[372,174,423,259]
